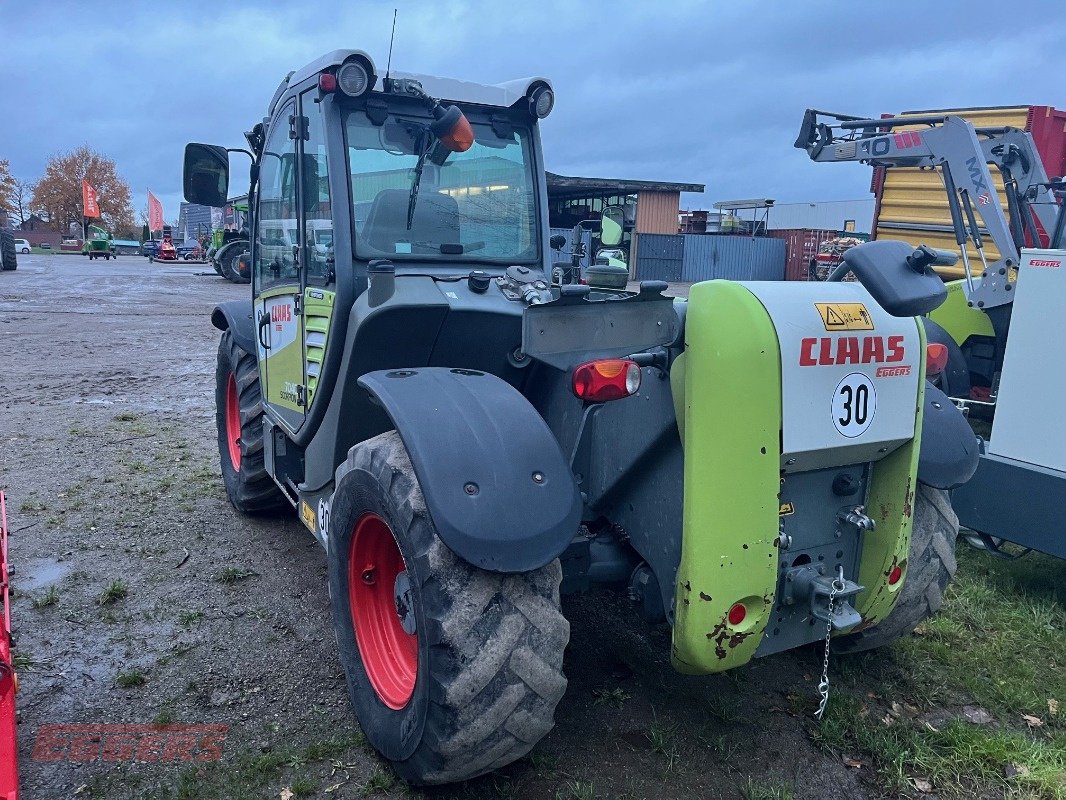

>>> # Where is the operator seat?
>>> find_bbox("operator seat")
[362,188,460,255]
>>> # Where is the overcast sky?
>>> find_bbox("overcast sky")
[3,1,1064,222]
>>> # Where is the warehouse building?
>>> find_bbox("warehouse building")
[545,172,704,272]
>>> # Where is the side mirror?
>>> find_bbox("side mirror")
[601,206,625,247]
[550,234,567,250]
[184,143,229,207]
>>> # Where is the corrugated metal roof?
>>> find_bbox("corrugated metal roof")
[635,190,681,234]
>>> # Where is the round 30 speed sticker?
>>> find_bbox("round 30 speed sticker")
[832,372,876,438]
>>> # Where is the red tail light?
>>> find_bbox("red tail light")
[926,343,949,376]
[727,602,747,626]
[571,359,641,402]
[888,564,903,585]
[318,72,337,92]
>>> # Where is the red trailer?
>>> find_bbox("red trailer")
[0,493,18,799]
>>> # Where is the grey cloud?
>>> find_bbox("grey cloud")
[3,0,1063,219]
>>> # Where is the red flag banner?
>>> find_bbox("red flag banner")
[82,180,101,218]
[148,191,164,232]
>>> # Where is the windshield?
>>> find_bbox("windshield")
[345,107,539,263]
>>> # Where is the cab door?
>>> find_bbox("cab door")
[254,100,306,433]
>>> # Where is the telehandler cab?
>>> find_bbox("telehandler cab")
[184,50,979,785]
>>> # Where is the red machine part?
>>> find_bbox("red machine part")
[0,492,18,799]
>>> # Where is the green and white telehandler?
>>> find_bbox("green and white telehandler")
[184,51,979,784]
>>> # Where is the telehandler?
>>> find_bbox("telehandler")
[184,50,978,784]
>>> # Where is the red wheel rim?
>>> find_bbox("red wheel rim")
[224,373,241,471]
[349,513,417,710]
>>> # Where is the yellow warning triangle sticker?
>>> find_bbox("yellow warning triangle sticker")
[824,306,846,327]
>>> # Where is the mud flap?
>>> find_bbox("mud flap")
[672,282,781,674]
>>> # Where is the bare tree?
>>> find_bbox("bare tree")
[11,178,34,226]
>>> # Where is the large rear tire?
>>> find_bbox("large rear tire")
[0,231,16,271]
[214,331,287,514]
[833,483,958,654]
[219,244,250,284]
[327,431,569,785]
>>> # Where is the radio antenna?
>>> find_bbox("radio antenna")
[385,9,397,82]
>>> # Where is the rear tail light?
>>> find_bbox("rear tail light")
[888,564,903,585]
[571,359,641,402]
[926,343,949,376]
[727,602,747,626]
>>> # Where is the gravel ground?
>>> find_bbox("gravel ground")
[2,255,879,799]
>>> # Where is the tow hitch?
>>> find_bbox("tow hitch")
[782,565,863,631]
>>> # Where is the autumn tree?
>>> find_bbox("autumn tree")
[0,160,14,213]
[31,146,135,234]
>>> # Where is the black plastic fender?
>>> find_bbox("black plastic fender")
[357,368,581,573]
[918,382,980,490]
[210,300,256,356]
[920,317,971,399]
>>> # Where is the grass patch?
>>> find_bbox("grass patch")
[813,549,1065,798]
[217,567,256,584]
[741,778,794,800]
[178,610,204,626]
[97,579,128,605]
[360,766,395,796]
[592,686,630,707]
[116,669,146,688]
[646,719,681,774]
[555,781,595,800]
[100,733,369,799]
[31,586,60,609]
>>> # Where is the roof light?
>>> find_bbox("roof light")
[530,86,554,118]
[318,72,337,93]
[926,343,949,376]
[572,359,641,402]
[337,59,372,97]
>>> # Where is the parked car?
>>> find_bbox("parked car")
[38,242,51,250]
[14,239,31,254]
[177,242,203,259]
[141,240,160,257]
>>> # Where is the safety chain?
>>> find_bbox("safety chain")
[815,566,846,720]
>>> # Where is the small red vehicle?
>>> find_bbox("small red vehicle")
[151,226,179,262]
[0,492,19,799]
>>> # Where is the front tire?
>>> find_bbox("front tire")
[214,331,287,514]
[327,431,569,785]
[833,483,958,653]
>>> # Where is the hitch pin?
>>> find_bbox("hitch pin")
[837,506,875,532]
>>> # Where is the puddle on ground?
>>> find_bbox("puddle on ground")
[15,557,74,591]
